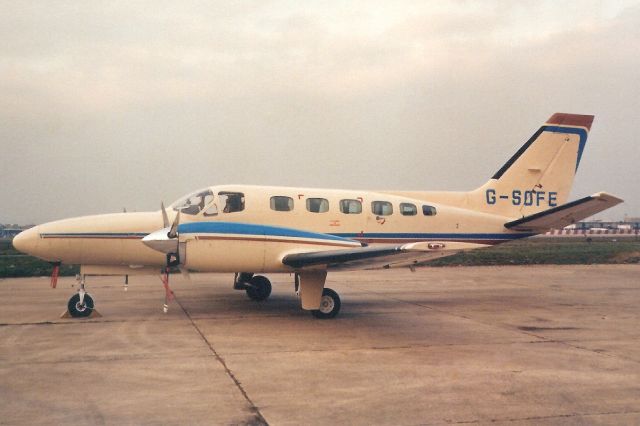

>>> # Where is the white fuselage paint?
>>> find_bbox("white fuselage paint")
[16,185,524,273]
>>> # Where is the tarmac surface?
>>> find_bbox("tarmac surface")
[1,265,639,425]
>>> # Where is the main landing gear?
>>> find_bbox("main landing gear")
[235,272,342,319]
[233,273,272,301]
[311,288,341,319]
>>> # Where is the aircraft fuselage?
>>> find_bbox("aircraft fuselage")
[14,185,523,273]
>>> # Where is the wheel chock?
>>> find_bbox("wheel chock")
[60,308,103,319]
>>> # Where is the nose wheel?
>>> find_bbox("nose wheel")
[62,275,100,318]
[67,293,95,318]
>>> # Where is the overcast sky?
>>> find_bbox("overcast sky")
[1,1,639,224]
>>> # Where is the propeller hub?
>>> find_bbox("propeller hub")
[142,227,179,254]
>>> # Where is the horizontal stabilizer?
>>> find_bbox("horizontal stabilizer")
[282,241,488,271]
[504,192,623,232]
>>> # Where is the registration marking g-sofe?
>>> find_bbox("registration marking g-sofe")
[486,189,558,207]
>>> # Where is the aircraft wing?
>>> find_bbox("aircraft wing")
[504,192,623,232]
[282,241,488,271]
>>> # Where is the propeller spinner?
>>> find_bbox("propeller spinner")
[142,204,180,255]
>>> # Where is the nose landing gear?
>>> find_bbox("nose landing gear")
[62,275,101,318]
[67,292,94,318]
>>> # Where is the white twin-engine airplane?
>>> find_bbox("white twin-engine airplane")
[13,113,622,319]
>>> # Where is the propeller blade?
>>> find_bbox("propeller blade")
[168,211,180,239]
[161,202,170,228]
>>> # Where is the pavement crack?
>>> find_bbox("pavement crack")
[445,409,640,424]
[173,296,268,425]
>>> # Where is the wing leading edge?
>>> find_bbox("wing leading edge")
[282,241,489,271]
[504,192,623,232]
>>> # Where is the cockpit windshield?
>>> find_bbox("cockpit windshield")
[170,189,214,216]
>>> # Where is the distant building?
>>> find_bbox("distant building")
[548,218,640,237]
[0,225,33,239]
[565,219,640,231]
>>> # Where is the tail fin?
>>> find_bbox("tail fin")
[470,113,594,218]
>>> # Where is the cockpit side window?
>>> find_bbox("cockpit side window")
[203,203,219,216]
[171,189,214,216]
[220,192,245,213]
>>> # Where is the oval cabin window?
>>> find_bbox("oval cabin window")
[270,196,294,212]
[400,203,417,216]
[371,201,393,216]
[340,199,362,214]
[422,205,437,216]
[306,198,329,213]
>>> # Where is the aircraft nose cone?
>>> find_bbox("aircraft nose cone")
[12,227,39,255]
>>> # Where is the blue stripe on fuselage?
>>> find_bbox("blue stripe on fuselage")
[178,221,357,243]
[332,232,534,240]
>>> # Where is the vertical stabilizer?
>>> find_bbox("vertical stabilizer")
[469,113,594,218]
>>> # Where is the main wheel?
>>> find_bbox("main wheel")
[311,288,341,319]
[67,293,94,318]
[246,275,272,301]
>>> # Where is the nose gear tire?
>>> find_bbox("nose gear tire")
[67,293,95,318]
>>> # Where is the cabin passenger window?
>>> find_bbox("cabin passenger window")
[371,201,393,216]
[306,198,329,213]
[340,199,362,214]
[219,192,245,213]
[422,205,437,216]
[400,203,417,216]
[270,196,294,212]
